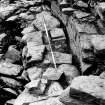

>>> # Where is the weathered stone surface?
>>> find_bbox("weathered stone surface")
[58,64,79,84]
[0,62,23,76]
[14,88,62,105]
[76,0,88,8]
[0,76,22,88]
[25,79,41,89]
[45,39,67,52]
[59,83,105,105]
[100,71,105,79]
[29,97,64,105]
[29,6,42,13]
[3,88,18,96]
[20,70,29,81]
[44,52,72,64]
[29,99,47,105]
[46,97,64,105]
[5,99,15,105]
[50,28,65,39]
[21,26,35,36]
[59,87,92,105]
[0,88,17,105]
[22,31,43,45]
[27,44,45,61]
[91,35,105,50]
[39,78,48,94]
[46,82,63,96]
[81,63,92,73]
[70,76,105,100]
[74,19,97,34]
[74,11,90,19]
[20,0,42,6]
[0,33,7,42]
[19,12,35,20]
[14,89,38,105]
[6,15,18,21]
[79,35,94,66]
[80,34,92,50]
[27,67,42,81]
[42,67,62,80]
[62,7,75,14]
[22,46,28,61]
[0,5,17,19]
[98,2,105,12]
[25,78,46,95]
[4,45,21,63]
[32,11,60,31]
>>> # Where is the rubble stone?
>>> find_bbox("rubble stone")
[14,90,38,105]
[30,97,64,105]
[0,5,17,19]
[98,2,105,12]
[100,71,105,79]
[0,88,17,105]
[22,31,43,45]
[27,67,42,81]
[76,0,88,8]
[20,0,42,6]
[59,75,105,105]
[59,86,71,104]
[62,7,75,14]
[5,99,15,105]
[25,79,41,89]
[0,33,7,42]
[29,6,42,13]
[42,67,62,80]
[27,44,45,61]
[21,26,35,36]
[6,15,18,21]
[0,76,22,88]
[0,62,23,76]
[91,35,105,50]
[46,82,63,96]
[74,19,97,34]
[70,75,105,100]
[50,28,65,39]
[46,97,64,105]
[58,64,80,84]
[32,11,60,31]
[14,88,62,105]
[80,34,92,50]
[59,89,91,105]
[3,88,18,96]
[74,11,90,19]
[45,52,72,64]
[19,12,35,20]
[25,78,46,95]
[4,45,21,63]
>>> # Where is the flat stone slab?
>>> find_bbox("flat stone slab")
[27,44,45,61]
[50,28,65,39]
[32,11,60,31]
[44,52,72,64]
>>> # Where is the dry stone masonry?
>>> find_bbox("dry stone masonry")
[0,0,105,105]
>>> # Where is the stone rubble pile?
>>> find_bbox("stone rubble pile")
[0,0,105,105]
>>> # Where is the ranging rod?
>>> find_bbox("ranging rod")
[43,15,57,70]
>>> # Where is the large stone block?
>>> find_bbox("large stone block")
[27,44,45,61]
[32,11,60,31]
[44,52,72,64]
[0,62,23,76]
